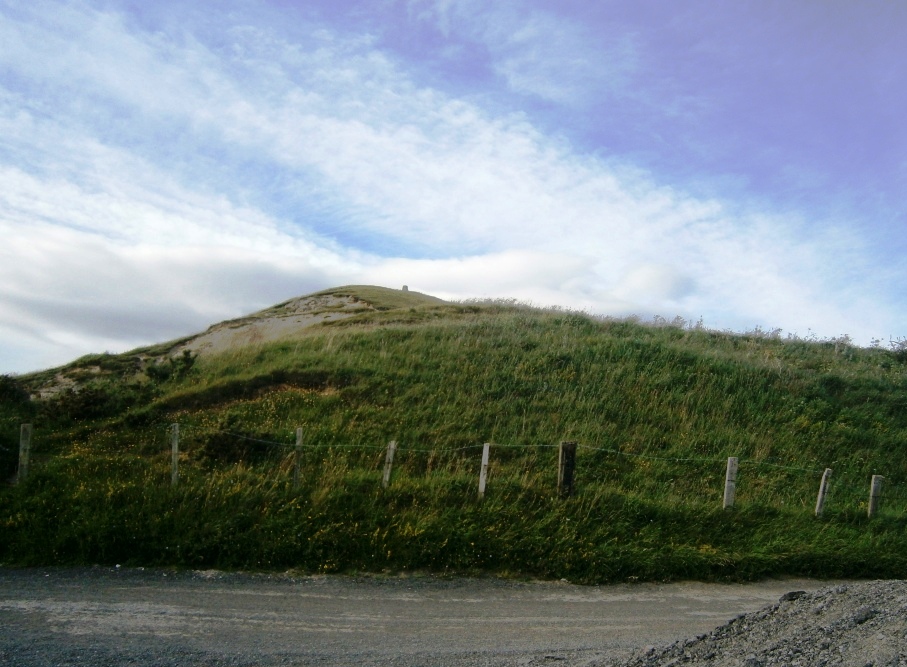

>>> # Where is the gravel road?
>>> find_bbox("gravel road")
[0,567,857,666]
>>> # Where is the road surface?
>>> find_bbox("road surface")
[0,567,842,666]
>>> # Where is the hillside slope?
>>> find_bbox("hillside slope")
[2,286,906,581]
[20,285,445,398]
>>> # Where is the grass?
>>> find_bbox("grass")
[1,286,906,582]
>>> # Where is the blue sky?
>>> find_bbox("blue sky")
[1,0,905,374]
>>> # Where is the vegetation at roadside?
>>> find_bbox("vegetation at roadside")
[1,286,906,583]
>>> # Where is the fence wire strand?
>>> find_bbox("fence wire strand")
[11,423,906,512]
[163,425,862,481]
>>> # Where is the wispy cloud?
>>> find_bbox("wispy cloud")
[405,0,638,105]
[0,0,903,373]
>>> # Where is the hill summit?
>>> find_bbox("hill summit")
[176,285,446,359]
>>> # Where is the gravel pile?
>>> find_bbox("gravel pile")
[598,580,907,667]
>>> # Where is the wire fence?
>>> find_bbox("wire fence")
[179,426,832,474]
[11,421,905,516]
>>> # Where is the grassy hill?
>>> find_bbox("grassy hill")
[2,285,907,582]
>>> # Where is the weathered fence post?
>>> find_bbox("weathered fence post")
[170,423,180,487]
[17,423,32,484]
[723,457,738,510]
[814,468,832,517]
[382,440,397,489]
[558,441,577,498]
[293,427,303,489]
[478,443,490,499]
[868,474,884,518]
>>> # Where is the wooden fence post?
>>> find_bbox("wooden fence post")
[293,427,303,489]
[868,474,884,518]
[814,468,832,517]
[558,441,577,498]
[170,423,179,487]
[17,423,32,484]
[723,457,738,510]
[478,443,490,499]
[382,440,397,489]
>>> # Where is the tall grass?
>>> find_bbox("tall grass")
[1,297,906,582]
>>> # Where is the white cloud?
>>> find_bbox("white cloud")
[405,0,638,105]
[614,264,696,304]
[0,0,902,373]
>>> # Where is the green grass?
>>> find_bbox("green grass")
[1,287,906,582]
[310,284,446,310]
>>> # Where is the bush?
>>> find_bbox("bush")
[37,381,152,424]
[146,350,196,383]
[191,415,282,466]
[0,375,30,406]
[891,338,907,364]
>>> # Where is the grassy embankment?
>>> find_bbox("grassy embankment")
[2,286,906,582]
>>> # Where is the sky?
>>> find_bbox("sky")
[1,0,906,374]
